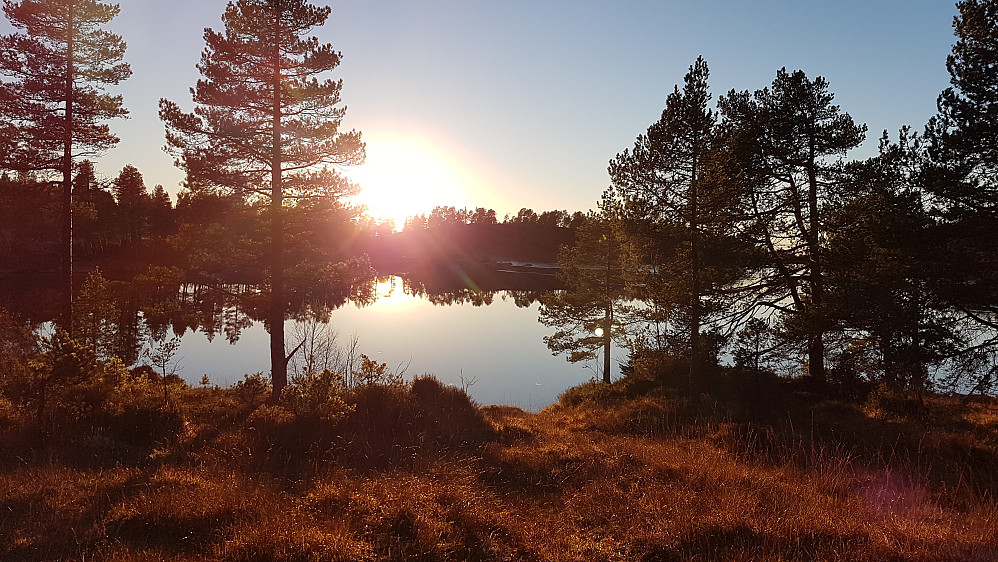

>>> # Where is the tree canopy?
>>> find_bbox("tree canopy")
[0,0,131,332]
[160,0,367,398]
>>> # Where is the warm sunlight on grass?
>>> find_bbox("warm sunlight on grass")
[350,135,475,229]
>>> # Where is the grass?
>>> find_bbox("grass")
[1,371,997,560]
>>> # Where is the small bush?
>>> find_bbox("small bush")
[340,376,494,469]
[0,394,23,430]
[244,403,298,453]
[558,378,616,407]
[244,371,353,462]
[234,372,270,409]
[281,369,352,424]
[103,404,186,453]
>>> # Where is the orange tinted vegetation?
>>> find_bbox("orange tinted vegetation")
[1,374,997,561]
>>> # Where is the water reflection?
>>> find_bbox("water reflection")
[1,267,605,409]
[182,275,601,410]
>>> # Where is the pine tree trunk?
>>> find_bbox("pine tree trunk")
[689,152,701,389]
[603,305,612,384]
[61,1,75,335]
[268,16,287,400]
[603,228,613,384]
[806,150,826,386]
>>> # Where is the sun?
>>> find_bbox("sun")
[349,135,473,229]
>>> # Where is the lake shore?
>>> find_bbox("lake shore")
[2,372,996,561]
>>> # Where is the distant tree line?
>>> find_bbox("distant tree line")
[401,206,586,231]
[362,205,587,271]
[542,0,998,403]
[0,161,173,270]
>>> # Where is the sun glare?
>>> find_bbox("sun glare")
[349,136,473,229]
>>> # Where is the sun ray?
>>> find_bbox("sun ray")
[349,135,474,229]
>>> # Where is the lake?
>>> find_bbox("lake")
[176,276,620,411]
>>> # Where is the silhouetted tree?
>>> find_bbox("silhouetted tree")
[73,160,118,256]
[718,69,866,386]
[609,57,742,384]
[403,213,427,232]
[0,172,58,271]
[537,210,567,228]
[0,0,130,332]
[924,0,998,214]
[825,131,956,398]
[146,185,174,236]
[468,207,497,225]
[921,0,998,395]
[511,208,538,225]
[160,0,366,399]
[112,164,147,244]
[427,205,465,228]
[922,0,998,310]
[540,195,640,383]
[72,159,97,198]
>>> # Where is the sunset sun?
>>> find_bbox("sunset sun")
[350,135,473,229]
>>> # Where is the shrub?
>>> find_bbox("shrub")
[864,384,926,420]
[340,376,495,469]
[243,370,354,463]
[281,369,352,424]
[234,372,270,409]
[558,351,685,407]
[352,353,402,386]
[0,394,23,431]
[558,378,616,407]
[17,332,103,428]
[0,307,36,402]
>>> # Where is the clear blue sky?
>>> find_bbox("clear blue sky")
[2,1,961,219]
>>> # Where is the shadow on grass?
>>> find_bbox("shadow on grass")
[634,525,892,562]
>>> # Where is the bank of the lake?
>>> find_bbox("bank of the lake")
[2,372,996,562]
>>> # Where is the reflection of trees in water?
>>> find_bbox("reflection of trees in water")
[7,267,362,368]
[2,267,549,373]
[0,273,61,325]
[397,266,561,307]
[401,277,546,308]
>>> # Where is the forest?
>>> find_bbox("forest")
[2,0,998,560]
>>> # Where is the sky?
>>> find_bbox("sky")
[2,1,962,224]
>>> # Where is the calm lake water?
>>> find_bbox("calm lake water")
[176,276,619,411]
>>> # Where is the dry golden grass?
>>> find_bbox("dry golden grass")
[1,383,997,561]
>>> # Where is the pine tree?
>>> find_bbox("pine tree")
[539,195,640,383]
[112,164,147,244]
[718,69,866,385]
[826,132,954,398]
[160,0,365,399]
[609,57,740,385]
[921,0,998,394]
[147,184,174,236]
[923,0,998,311]
[924,0,998,213]
[0,0,130,332]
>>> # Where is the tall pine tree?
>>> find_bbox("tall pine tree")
[718,69,866,385]
[160,0,365,398]
[921,0,998,394]
[609,57,741,385]
[0,0,130,332]
[923,0,998,310]
[924,0,998,213]
[111,164,147,244]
